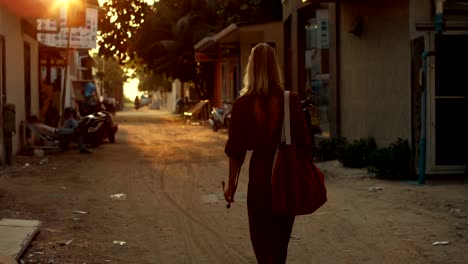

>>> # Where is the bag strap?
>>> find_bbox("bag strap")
[281,91,291,145]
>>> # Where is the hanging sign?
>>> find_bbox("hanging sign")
[37,7,98,49]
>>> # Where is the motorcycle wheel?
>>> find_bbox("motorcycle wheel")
[108,129,116,143]
[87,131,103,148]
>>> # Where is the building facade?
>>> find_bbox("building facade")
[284,0,467,174]
[194,21,284,108]
[0,1,46,164]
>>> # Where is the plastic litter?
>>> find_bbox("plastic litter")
[432,241,450,246]
[43,228,61,233]
[39,158,49,165]
[113,240,126,246]
[73,210,88,214]
[109,193,127,200]
[368,186,384,192]
[60,239,73,246]
[33,149,45,157]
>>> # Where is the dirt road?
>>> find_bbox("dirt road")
[1,108,467,264]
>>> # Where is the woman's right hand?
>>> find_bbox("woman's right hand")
[223,182,236,203]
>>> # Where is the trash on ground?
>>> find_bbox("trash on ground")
[32,251,44,255]
[432,241,450,246]
[450,208,462,214]
[113,240,126,246]
[43,227,61,233]
[109,193,127,200]
[368,186,384,192]
[33,149,45,157]
[73,211,88,214]
[60,239,73,246]
[39,158,48,165]
[24,163,30,167]
[315,211,328,216]
[290,235,301,241]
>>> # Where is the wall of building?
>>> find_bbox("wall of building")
[409,0,432,39]
[339,0,412,147]
[239,22,284,78]
[0,7,40,156]
[0,8,23,157]
[24,35,40,118]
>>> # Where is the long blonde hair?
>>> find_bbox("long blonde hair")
[240,43,284,96]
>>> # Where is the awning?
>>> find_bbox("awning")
[194,24,239,52]
[0,0,57,18]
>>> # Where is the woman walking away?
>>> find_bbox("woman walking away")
[224,43,311,263]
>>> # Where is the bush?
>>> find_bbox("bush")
[315,137,348,161]
[368,138,411,179]
[339,137,377,168]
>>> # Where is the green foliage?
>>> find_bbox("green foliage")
[339,137,377,168]
[93,55,126,96]
[368,139,411,179]
[315,137,348,161]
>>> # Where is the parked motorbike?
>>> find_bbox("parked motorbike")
[301,96,321,151]
[209,103,232,132]
[78,111,118,147]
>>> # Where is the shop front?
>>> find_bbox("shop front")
[283,1,338,140]
[285,0,467,174]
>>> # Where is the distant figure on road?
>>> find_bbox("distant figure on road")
[176,97,184,114]
[224,43,311,263]
[134,96,140,110]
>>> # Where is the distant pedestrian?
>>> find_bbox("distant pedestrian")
[224,43,311,263]
[134,96,140,110]
[176,97,184,114]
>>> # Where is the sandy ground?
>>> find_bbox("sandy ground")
[0,107,467,264]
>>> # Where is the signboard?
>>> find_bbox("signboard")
[67,0,87,27]
[37,7,98,49]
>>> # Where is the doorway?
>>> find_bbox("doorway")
[1,35,5,164]
[429,33,468,172]
[24,42,31,118]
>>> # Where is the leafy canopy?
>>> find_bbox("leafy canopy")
[98,0,282,91]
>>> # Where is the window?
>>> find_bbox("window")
[303,9,331,138]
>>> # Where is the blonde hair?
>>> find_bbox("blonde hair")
[240,43,284,96]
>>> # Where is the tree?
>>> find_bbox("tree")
[98,0,150,62]
[93,55,126,98]
[98,0,282,97]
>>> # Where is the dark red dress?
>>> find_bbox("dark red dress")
[225,89,311,264]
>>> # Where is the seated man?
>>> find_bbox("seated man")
[28,109,91,154]
[59,107,91,154]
